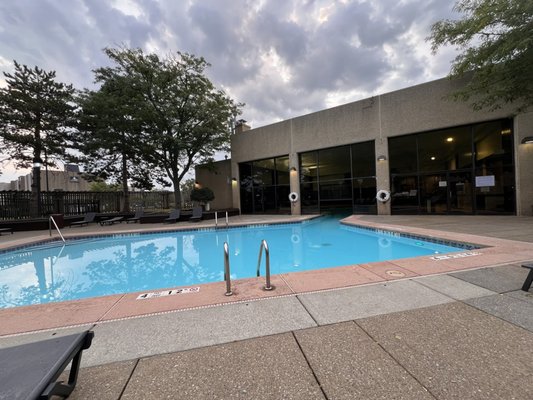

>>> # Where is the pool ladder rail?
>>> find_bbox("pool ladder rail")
[215,211,229,229]
[256,239,274,291]
[223,239,275,296]
[49,215,66,243]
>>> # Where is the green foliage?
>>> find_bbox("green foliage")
[190,187,215,203]
[0,61,75,169]
[98,47,242,205]
[180,178,196,202]
[89,181,122,192]
[428,0,533,112]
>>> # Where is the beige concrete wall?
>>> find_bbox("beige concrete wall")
[231,76,528,215]
[514,111,533,216]
[195,160,233,210]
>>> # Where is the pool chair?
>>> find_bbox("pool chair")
[189,206,203,222]
[0,227,13,235]
[70,212,96,227]
[126,210,144,223]
[99,216,124,226]
[0,330,94,400]
[164,209,181,223]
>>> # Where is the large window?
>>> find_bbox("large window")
[239,155,290,214]
[389,119,514,215]
[299,141,376,214]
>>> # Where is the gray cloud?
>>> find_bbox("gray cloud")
[0,0,458,131]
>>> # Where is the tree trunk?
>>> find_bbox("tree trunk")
[172,178,182,209]
[31,165,41,218]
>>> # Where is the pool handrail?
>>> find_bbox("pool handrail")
[223,242,233,296]
[256,239,274,291]
[49,216,66,243]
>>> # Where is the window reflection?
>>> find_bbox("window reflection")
[389,119,514,214]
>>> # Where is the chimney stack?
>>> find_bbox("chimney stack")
[235,119,251,134]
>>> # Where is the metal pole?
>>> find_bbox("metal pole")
[215,211,218,227]
[223,242,232,296]
[256,240,274,291]
[225,211,229,227]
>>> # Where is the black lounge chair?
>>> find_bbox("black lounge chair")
[189,206,203,222]
[522,263,533,292]
[164,209,181,223]
[99,216,124,226]
[126,210,144,223]
[70,212,96,227]
[0,330,94,400]
[0,227,13,235]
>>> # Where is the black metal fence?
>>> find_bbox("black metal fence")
[0,191,179,220]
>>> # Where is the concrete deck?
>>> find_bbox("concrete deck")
[1,215,533,399]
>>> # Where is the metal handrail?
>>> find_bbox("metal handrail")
[256,239,274,291]
[223,242,233,296]
[215,211,230,228]
[49,216,66,242]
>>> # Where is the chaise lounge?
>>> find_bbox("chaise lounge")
[164,209,181,223]
[0,227,13,235]
[189,206,203,222]
[99,216,124,226]
[70,212,96,227]
[126,210,144,223]
[0,330,94,400]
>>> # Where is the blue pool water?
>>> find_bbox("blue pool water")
[0,217,467,308]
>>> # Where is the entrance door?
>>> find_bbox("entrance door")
[420,171,473,214]
[448,171,473,214]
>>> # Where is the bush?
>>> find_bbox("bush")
[190,187,215,203]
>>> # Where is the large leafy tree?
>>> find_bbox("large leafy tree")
[0,61,75,215]
[74,73,152,212]
[428,0,533,113]
[98,48,242,206]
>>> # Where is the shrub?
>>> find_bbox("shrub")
[190,187,215,203]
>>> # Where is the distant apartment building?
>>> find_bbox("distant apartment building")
[2,165,91,192]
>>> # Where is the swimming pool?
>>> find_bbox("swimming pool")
[0,217,473,308]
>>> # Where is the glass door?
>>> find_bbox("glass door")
[448,171,473,214]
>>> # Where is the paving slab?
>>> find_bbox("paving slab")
[85,296,316,366]
[451,265,529,293]
[59,360,136,400]
[358,302,533,400]
[298,279,453,325]
[465,293,533,333]
[413,274,496,300]
[294,322,434,400]
[121,333,325,400]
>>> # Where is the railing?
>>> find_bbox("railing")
[49,216,66,243]
[256,240,274,291]
[214,211,229,228]
[0,190,178,220]
[223,242,233,296]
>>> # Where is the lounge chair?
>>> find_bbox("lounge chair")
[0,330,94,400]
[189,206,203,222]
[164,209,181,223]
[99,216,124,226]
[126,210,144,223]
[0,227,13,235]
[70,212,96,227]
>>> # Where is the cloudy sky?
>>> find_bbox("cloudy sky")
[0,0,459,181]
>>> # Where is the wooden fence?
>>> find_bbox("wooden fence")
[0,191,179,220]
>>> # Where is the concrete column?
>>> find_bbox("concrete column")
[515,112,533,216]
[375,139,391,215]
[231,161,240,211]
[289,152,301,215]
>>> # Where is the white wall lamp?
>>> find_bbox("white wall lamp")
[377,155,387,162]
[521,136,533,144]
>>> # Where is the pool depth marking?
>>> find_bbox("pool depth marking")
[137,287,200,300]
[430,251,481,261]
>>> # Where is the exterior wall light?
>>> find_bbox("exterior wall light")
[231,177,237,182]
[521,136,533,144]
[377,155,387,162]
[290,167,297,172]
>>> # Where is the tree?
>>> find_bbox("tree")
[0,61,75,216]
[190,187,215,205]
[98,48,242,206]
[74,73,153,211]
[428,0,533,113]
